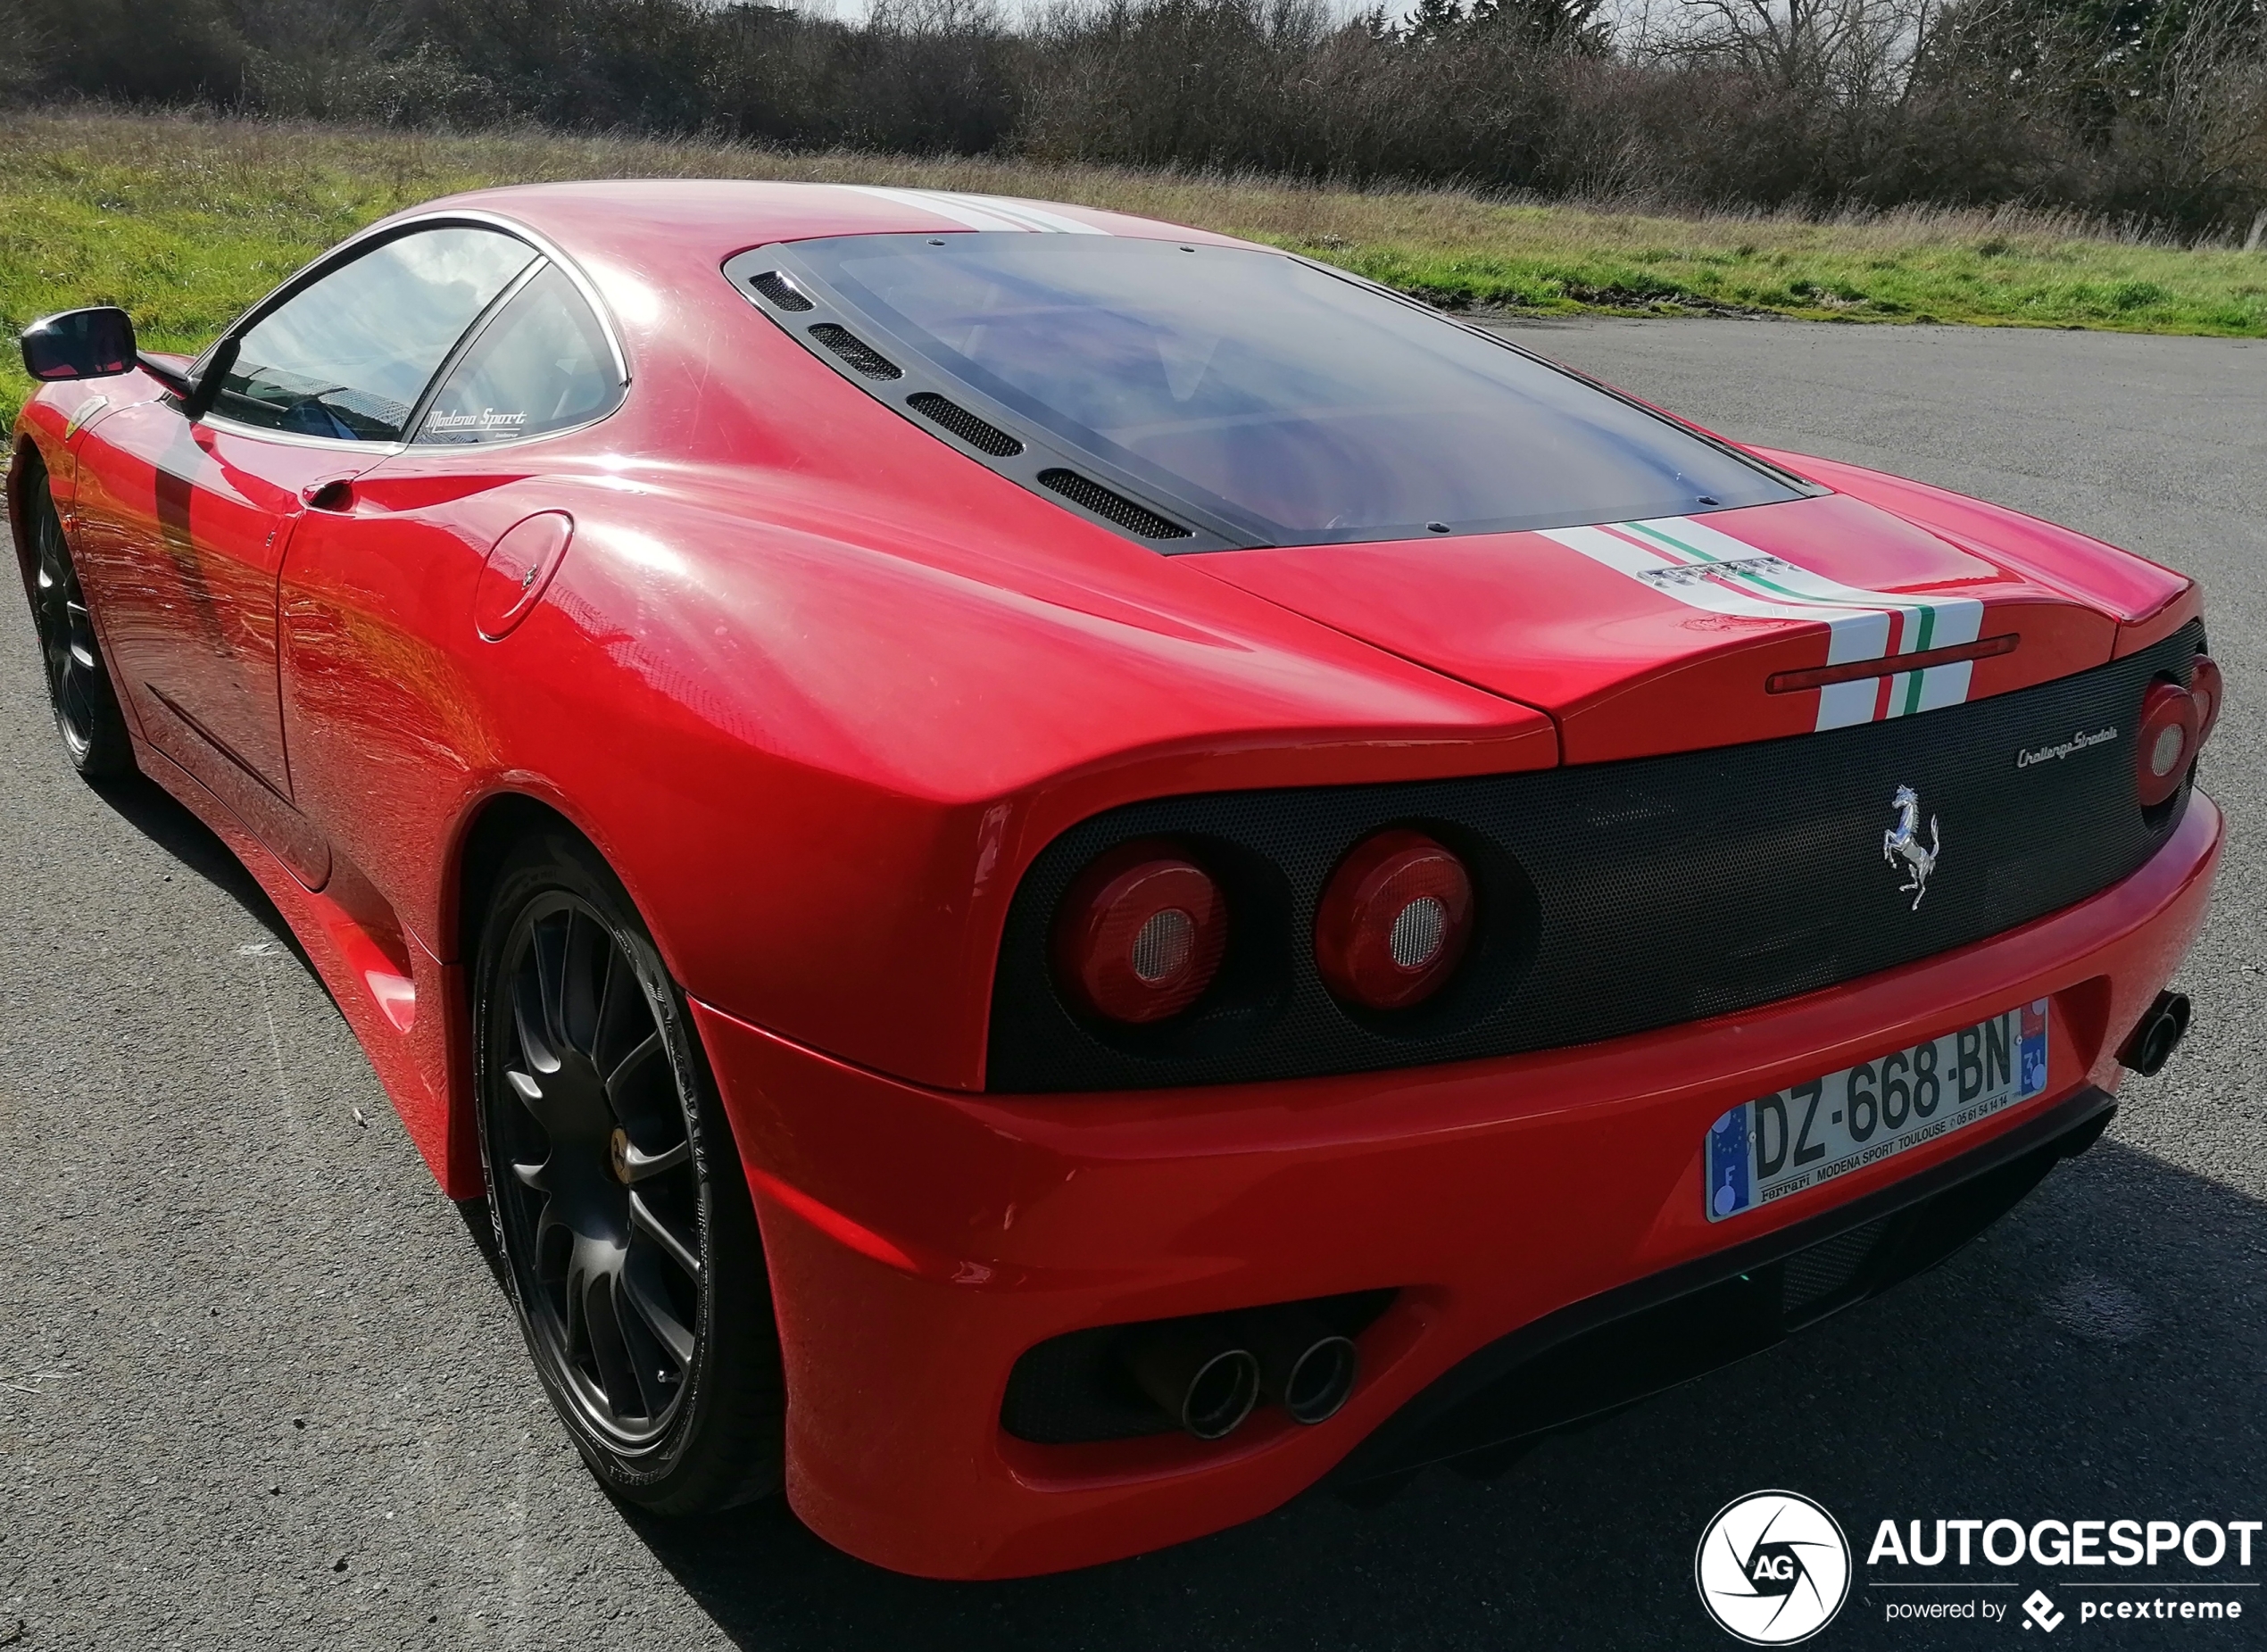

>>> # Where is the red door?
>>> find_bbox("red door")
[276,255,628,942]
[72,401,372,787]
[66,221,544,886]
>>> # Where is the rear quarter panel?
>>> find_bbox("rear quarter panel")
[277,272,1549,1092]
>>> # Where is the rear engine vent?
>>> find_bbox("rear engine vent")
[809,323,901,380]
[1037,469,1192,540]
[748,270,814,312]
[907,392,1024,457]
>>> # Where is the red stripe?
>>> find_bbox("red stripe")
[1596,522,1839,610]
[1596,522,1686,564]
[1767,633,2017,694]
[1601,522,1922,625]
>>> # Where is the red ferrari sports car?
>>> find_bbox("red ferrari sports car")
[11,181,2218,1579]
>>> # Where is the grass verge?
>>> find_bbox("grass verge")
[6,107,2265,422]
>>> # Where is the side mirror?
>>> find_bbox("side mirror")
[21,307,138,382]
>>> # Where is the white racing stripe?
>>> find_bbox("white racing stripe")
[1541,515,1984,729]
[840,186,1110,235]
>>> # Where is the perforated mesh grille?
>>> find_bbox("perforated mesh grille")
[1037,469,1192,540]
[1781,1217,1889,1319]
[987,626,2203,1092]
[906,391,1024,456]
[749,270,814,312]
[808,323,901,379]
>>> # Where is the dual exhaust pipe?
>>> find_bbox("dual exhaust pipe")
[1125,1307,1359,1440]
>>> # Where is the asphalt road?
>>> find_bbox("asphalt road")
[4,318,2263,1651]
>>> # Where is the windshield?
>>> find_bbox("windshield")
[781,234,1800,545]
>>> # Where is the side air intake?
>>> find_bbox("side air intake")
[907,392,1024,457]
[1037,469,1192,540]
[748,270,814,312]
[809,323,901,380]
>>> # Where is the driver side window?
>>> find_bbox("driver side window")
[214,227,536,442]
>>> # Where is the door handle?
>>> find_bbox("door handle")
[303,478,356,512]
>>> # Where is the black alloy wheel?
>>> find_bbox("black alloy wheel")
[24,466,132,776]
[476,834,783,1512]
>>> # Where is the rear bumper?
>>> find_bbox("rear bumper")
[1338,1080,2119,1485]
[693,793,2220,1579]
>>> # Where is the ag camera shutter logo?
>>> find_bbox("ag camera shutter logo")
[1697,1490,1852,1644]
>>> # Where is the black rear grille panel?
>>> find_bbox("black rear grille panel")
[987,626,2203,1092]
[1038,469,1192,540]
[808,322,901,379]
[907,391,1024,457]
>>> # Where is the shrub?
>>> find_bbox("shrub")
[11,0,2266,231]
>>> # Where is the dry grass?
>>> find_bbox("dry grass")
[6,106,2265,421]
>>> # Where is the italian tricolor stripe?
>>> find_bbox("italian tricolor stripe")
[1540,515,1984,730]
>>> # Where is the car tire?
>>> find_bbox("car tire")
[22,460,134,778]
[473,829,785,1514]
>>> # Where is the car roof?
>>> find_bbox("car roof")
[408,178,1253,265]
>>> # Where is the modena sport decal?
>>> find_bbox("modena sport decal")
[1541,515,1986,730]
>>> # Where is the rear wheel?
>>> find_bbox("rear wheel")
[23,465,132,776]
[474,831,784,1513]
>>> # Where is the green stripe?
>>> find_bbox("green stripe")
[1623,521,1828,607]
[1625,522,1959,723]
[1621,518,1971,725]
[1898,607,1937,716]
[1623,520,1896,614]
[1622,520,1726,561]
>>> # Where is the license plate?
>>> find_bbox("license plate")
[1705,1001,2051,1223]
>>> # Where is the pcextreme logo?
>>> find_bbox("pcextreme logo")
[1697,1490,1853,1645]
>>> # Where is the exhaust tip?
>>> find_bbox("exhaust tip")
[1126,1331,1261,1440]
[1282,1334,1358,1425]
[1179,1349,1261,1440]
[2117,990,2191,1076]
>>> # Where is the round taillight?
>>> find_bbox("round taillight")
[2136,678,2201,807]
[1315,830,1475,1011]
[1053,845,1226,1025]
[2189,653,2223,750]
